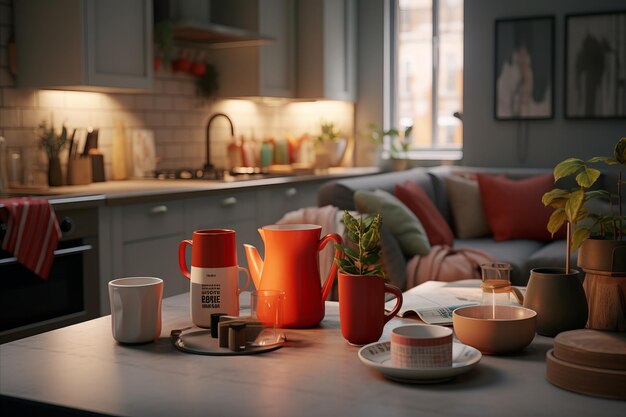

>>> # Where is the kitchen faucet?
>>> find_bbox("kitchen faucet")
[205,113,234,171]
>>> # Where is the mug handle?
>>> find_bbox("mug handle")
[318,232,344,302]
[383,284,403,325]
[178,240,192,280]
[237,266,251,294]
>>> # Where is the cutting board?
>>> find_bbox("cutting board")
[130,129,157,178]
[546,329,626,400]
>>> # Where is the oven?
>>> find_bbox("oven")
[0,197,102,343]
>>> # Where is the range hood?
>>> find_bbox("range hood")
[155,0,273,48]
[172,20,273,48]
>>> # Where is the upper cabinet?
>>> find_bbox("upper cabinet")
[296,0,356,101]
[14,0,153,92]
[206,0,295,98]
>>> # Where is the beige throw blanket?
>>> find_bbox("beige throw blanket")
[406,245,496,289]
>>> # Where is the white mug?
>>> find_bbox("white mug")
[190,266,250,327]
[108,277,163,344]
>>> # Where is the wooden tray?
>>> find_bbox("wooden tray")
[554,329,626,371]
[546,349,626,400]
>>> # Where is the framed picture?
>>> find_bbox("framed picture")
[565,11,626,119]
[494,16,554,120]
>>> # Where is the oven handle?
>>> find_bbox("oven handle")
[0,244,93,266]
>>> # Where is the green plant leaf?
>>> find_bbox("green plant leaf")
[571,226,591,252]
[547,209,567,236]
[614,137,626,164]
[404,125,413,139]
[542,188,570,208]
[565,189,585,223]
[588,156,616,165]
[575,167,601,188]
[554,158,585,181]
[585,190,611,200]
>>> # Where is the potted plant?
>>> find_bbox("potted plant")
[314,120,347,167]
[541,136,626,331]
[366,123,413,170]
[334,211,402,345]
[38,120,68,187]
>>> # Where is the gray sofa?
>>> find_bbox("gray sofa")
[318,165,586,289]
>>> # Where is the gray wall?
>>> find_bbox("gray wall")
[463,0,626,168]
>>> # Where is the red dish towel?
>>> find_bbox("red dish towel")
[1,197,61,280]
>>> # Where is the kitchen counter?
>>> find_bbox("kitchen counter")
[7,167,380,206]
[1,292,622,417]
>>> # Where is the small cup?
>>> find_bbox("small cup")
[481,262,514,305]
[251,290,285,328]
[109,277,163,344]
[390,324,453,368]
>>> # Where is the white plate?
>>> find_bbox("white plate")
[358,341,481,384]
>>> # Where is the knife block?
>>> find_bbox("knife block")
[91,154,105,182]
[67,158,92,185]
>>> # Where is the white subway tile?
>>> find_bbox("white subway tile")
[165,143,182,158]
[3,88,37,107]
[155,96,174,110]
[38,90,65,108]
[108,93,135,110]
[22,108,54,128]
[0,108,19,127]
[135,95,155,110]
[145,111,165,127]
[65,91,102,109]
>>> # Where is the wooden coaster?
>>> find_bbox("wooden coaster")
[546,349,626,400]
[554,329,626,371]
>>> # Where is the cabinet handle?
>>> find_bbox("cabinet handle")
[148,205,168,215]
[285,187,297,197]
[221,196,237,206]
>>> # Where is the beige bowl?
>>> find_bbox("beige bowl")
[453,305,537,355]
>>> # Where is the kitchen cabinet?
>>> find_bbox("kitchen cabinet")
[257,182,321,225]
[100,199,186,314]
[296,0,357,101]
[184,190,261,271]
[14,0,153,92]
[207,0,295,98]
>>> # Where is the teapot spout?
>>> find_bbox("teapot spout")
[243,244,263,289]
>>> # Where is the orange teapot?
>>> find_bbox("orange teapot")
[244,224,343,328]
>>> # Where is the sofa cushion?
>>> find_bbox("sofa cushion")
[524,240,576,275]
[317,168,436,211]
[394,180,454,246]
[354,189,431,257]
[454,238,544,285]
[444,175,490,238]
[477,173,565,241]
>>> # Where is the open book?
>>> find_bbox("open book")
[385,280,484,325]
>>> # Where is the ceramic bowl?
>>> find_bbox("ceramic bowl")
[452,305,537,355]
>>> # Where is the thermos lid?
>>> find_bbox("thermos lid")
[192,229,237,268]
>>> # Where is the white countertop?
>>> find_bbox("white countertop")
[1,291,621,417]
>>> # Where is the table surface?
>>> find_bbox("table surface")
[1,288,623,417]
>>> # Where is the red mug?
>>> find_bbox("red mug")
[338,272,403,346]
[179,229,250,327]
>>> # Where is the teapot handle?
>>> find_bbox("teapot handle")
[319,232,344,302]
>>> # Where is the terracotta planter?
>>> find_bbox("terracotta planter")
[338,272,403,346]
[578,239,626,332]
[523,268,588,337]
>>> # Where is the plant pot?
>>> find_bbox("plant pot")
[523,268,588,337]
[47,156,63,187]
[338,272,402,346]
[578,239,626,332]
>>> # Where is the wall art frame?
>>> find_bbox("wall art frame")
[494,16,555,120]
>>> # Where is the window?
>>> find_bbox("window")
[393,0,463,159]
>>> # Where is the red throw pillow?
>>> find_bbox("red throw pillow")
[394,181,454,246]
[476,173,566,241]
